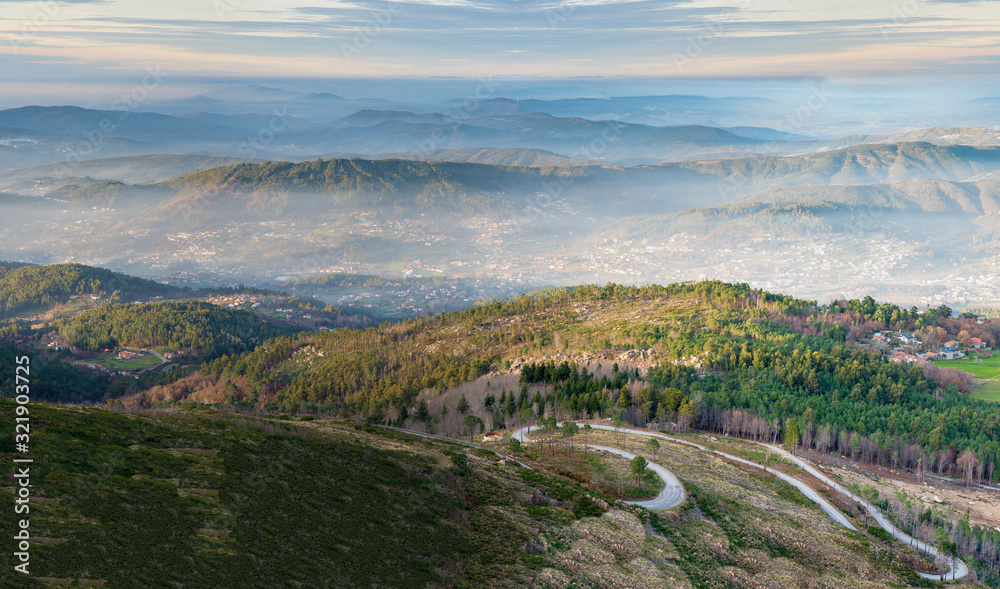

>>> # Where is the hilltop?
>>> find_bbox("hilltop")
[0,263,179,320]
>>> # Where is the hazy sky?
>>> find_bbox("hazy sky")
[2,0,1000,87]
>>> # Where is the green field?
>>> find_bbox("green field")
[971,380,1000,403]
[89,353,163,372]
[933,355,1000,379]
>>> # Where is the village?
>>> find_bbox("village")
[871,329,992,366]
[43,340,186,379]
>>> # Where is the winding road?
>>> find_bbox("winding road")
[764,444,969,580]
[513,423,968,581]
[584,444,686,510]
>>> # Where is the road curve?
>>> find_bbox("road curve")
[583,444,686,510]
[516,423,967,580]
[373,425,534,469]
[514,424,848,525]
[764,444,968,581]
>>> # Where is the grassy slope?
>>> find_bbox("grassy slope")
[0,401,965,588]
[934,356,1000,402]
[972,380,1000,402]
[0,401,598,588]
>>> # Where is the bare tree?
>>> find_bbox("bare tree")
[957,449,980,487]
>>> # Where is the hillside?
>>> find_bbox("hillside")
[54,301,295,358]
[29,142,1000,217]
[0,263,179,319]
[0,154,264,189]
[44,143,1000,214]
[0,400,971,588]
[0,106,239,143]
[662,142,1000,187]
[373,147,598,167]
[733,178,1000,215]
[143,282,1000,489]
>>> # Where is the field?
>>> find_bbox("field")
[972,379,1000,402]
[935,354,1000,402]
[84,352,163,372]
[934,356,1000,379]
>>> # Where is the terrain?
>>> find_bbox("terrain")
[5,82,1000,588]
[6,271,997,580]
[0,400,974,588]
[4,137,1000,307]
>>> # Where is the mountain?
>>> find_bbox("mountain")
[36,143,1000,225]
[378,147,597,167]
[0,262,179,319]
[0,106,241,143]
[55,300,293,358]
[734,177,1000,215]
[272,116,769,164]
[333,109,457,127]
[659,142,1000,188]
[137,94,232,115]
[0,154,265,190]
[451,95,787,127]
[721,126,813,142]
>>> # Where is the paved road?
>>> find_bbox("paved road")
[373,425,534,469]
[584,444,686,510]
[514,424,848,524]
[516,423,967,580]
[765,444,969,581]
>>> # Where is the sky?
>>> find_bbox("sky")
[2,0,1000,97]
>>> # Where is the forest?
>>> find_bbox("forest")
[0,263,178,318]
[55,301,294,358]
[177,281,999,489]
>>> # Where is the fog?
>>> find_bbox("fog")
[2,79,1000,312]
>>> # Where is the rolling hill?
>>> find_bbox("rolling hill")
[0,154,265,189]
[0,106,240,143]
[0,263,179,319]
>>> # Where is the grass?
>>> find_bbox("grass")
[934,354,1000,379]
[936,354,1000,403]
[0,401,613,589]
[0,401,960,588]
[971,379,1000,402]
[84,353,163,372]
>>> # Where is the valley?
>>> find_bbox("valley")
[4,78,1000,588]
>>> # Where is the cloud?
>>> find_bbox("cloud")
[2,0,1000,81]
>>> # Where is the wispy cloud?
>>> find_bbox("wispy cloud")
[1,0,999,82]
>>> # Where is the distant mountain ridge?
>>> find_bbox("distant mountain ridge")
[37,142,1000,219]
[0,154,264,188]
[0,105,239,143]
